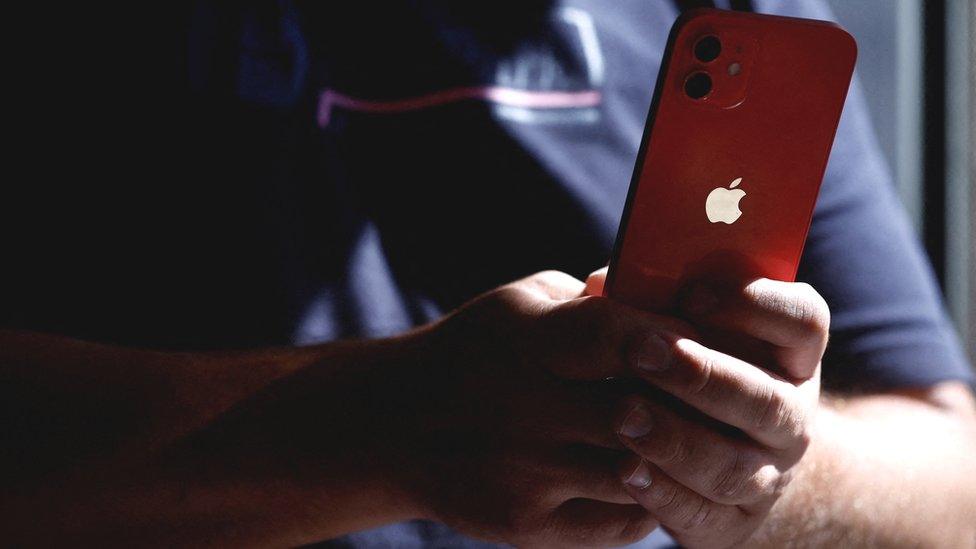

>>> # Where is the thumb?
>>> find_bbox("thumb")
[584,267,608,297]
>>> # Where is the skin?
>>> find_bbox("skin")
[2,269,974,547]
[584,269,976,547]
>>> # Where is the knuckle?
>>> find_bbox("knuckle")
[745,281,782,310]
[752,384,801,437]
[535,269,570,281]
[553,296,614,335]
[793,419,814,452]
[568,293,612,318]
[691,355,716,396]
[793,283,831,339]
[672,344,717,398]
[559,296,616,339]
[711,451,778,503]
[493,285,542,314]
[658,435,693,468]
[525,270,576,292]
[772,466,796,497]
[749,281,831,342]
[562,296,634,367]
[708,451,750,502]
[759,465,788,499]
[655,490,717,534]
[681,498,714,531]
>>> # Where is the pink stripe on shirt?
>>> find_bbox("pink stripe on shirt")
[317,86,602,127]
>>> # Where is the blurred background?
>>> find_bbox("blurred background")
[828,0,975,365]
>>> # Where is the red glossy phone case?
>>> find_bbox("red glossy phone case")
[605,8,856,312]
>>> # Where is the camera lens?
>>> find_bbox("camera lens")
[684,72,712,99]
[694,35,722,63]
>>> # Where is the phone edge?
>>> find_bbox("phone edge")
[603,8,712,298]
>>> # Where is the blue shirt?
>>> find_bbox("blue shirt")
[4,1,972,547]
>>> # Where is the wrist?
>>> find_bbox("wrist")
[321,329,438,525]
[235,333,437,540]
[364,330,437,523]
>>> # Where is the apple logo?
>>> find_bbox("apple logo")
[705,177,746,224]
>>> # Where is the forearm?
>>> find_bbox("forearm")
[751,383,976,547]
[0,329,421,546]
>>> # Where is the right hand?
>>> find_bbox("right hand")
[384,271,685,547]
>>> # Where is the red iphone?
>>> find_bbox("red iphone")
[605,8,856,312]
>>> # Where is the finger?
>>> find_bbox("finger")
[538,296,695,381]
[620,457,752,544]
[547,499,658,548]
[615,397,787,505]
[680,279,829,380]
[540,446,635,505]
[514,270,587,302]
[518,382,623,450]
[636,334,815,449]
[584,267,608,297]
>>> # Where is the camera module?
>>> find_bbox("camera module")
[694,35,722,63]
[684,72,713,99]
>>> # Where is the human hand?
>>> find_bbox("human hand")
[389,271,676,547]
[587,269,828,548]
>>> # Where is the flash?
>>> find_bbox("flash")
[728,62,742,76]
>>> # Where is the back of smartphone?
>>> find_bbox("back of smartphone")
[605,9,856,312]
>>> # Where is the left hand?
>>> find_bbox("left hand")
[586,268,829,548]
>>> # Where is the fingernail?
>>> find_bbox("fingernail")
[637,333,671,372]
[619,405,653,439]
[682,283,719,316]
[625,461,653,489]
